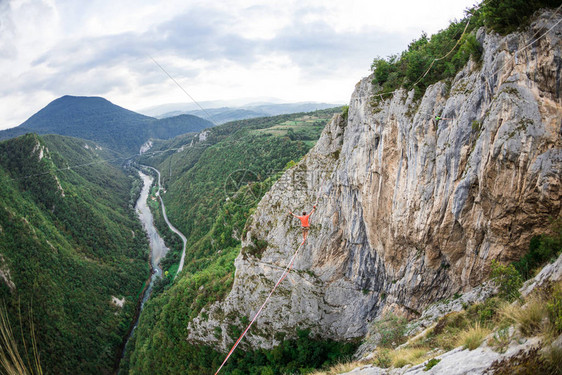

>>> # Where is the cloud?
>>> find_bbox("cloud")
[0,0,478,129]
[0,1,16,59]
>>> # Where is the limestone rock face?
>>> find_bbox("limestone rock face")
[188,11,562,350]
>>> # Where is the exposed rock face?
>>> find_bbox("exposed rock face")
[188,11,562,350]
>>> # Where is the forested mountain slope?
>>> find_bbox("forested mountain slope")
[0,134,149,374]
[0,96,214,155]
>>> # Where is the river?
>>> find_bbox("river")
[142,165,188,273]
[115,170,170,372]
[137,171,170,278]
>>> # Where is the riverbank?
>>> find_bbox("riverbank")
[115,170,170,373]
[141,165,188,275]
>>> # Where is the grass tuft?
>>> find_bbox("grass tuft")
[456,323,491,350]
[0,304,43,375]
[308,359,366,375]
[500,296,548,337]
[389,347,432,368]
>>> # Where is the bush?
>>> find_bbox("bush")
[370,15,482,101]
[342,105,349,120]
[373,349,392,368]
[480,0,562,35]
[370,0,561,103]
[513,219,562,280]
[424,358,441,371]
[490,260,523,302]
[488,326,512,354]
[547,282,562,335]
[372,313,409,348]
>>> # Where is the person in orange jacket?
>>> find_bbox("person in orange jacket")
[289,205,316,241]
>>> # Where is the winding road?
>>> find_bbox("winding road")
[142,165,188,274]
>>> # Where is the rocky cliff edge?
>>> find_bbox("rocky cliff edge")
[188,10,562,350]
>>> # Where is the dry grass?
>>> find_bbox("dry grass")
[389,347,432,368]
[541,345,562,375]
[456,323,491,350]
[0,304,42,375]
[307,360,367,375]
[500,296,548,337]
[312,280,562,375]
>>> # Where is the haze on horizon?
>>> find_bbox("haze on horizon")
[0,0,478,130]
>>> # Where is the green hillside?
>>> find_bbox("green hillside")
[140,108,339,275]
[0,96,214,155]
[124,108,348,374]
[0,134,149,374]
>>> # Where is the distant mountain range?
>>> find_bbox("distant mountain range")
[144,101,344,124]
[0,96,342,154]
[0,96,214,155]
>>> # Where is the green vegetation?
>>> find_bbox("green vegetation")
[513,219,562,279]
[424,358,440,371]
[371,313,408,348]
[490,260,523,302]
[370,0,561,102]
[371,18,483,101]
[0,134,149,374]
[479,0,562,35]
[341,105,349,120]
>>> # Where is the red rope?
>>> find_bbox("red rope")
[214,238,306,375]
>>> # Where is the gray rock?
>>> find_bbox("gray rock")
[188,10,562,351]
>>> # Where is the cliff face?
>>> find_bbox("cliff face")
[188,11,562,350]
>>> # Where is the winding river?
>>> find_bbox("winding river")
[142,166,188,273]
[137,171,169,277]
[116,169,175,371]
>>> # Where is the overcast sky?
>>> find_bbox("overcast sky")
[0,0,478,129]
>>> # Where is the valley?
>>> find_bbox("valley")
[0,1,561,374]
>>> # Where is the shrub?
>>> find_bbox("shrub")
[546,282,562,335]
[513,219,562,280]
[466,298,501,325]
[490,260,523,302]
[480,0,562,35]
[372,313,409,348]
[471,120,482,132]
[373,349,392,368]
[419,311,470,350]
[488,326,512,353]
[370,15,482,101]
[342,105,349,120]
[424,358,441,371]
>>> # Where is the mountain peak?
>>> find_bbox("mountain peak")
[0,96,214,155]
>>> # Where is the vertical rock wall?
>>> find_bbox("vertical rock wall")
[188,11,562,350]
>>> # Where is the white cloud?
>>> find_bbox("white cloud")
[0,0,478,129]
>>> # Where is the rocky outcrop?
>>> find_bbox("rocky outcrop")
[188,11,562,350]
